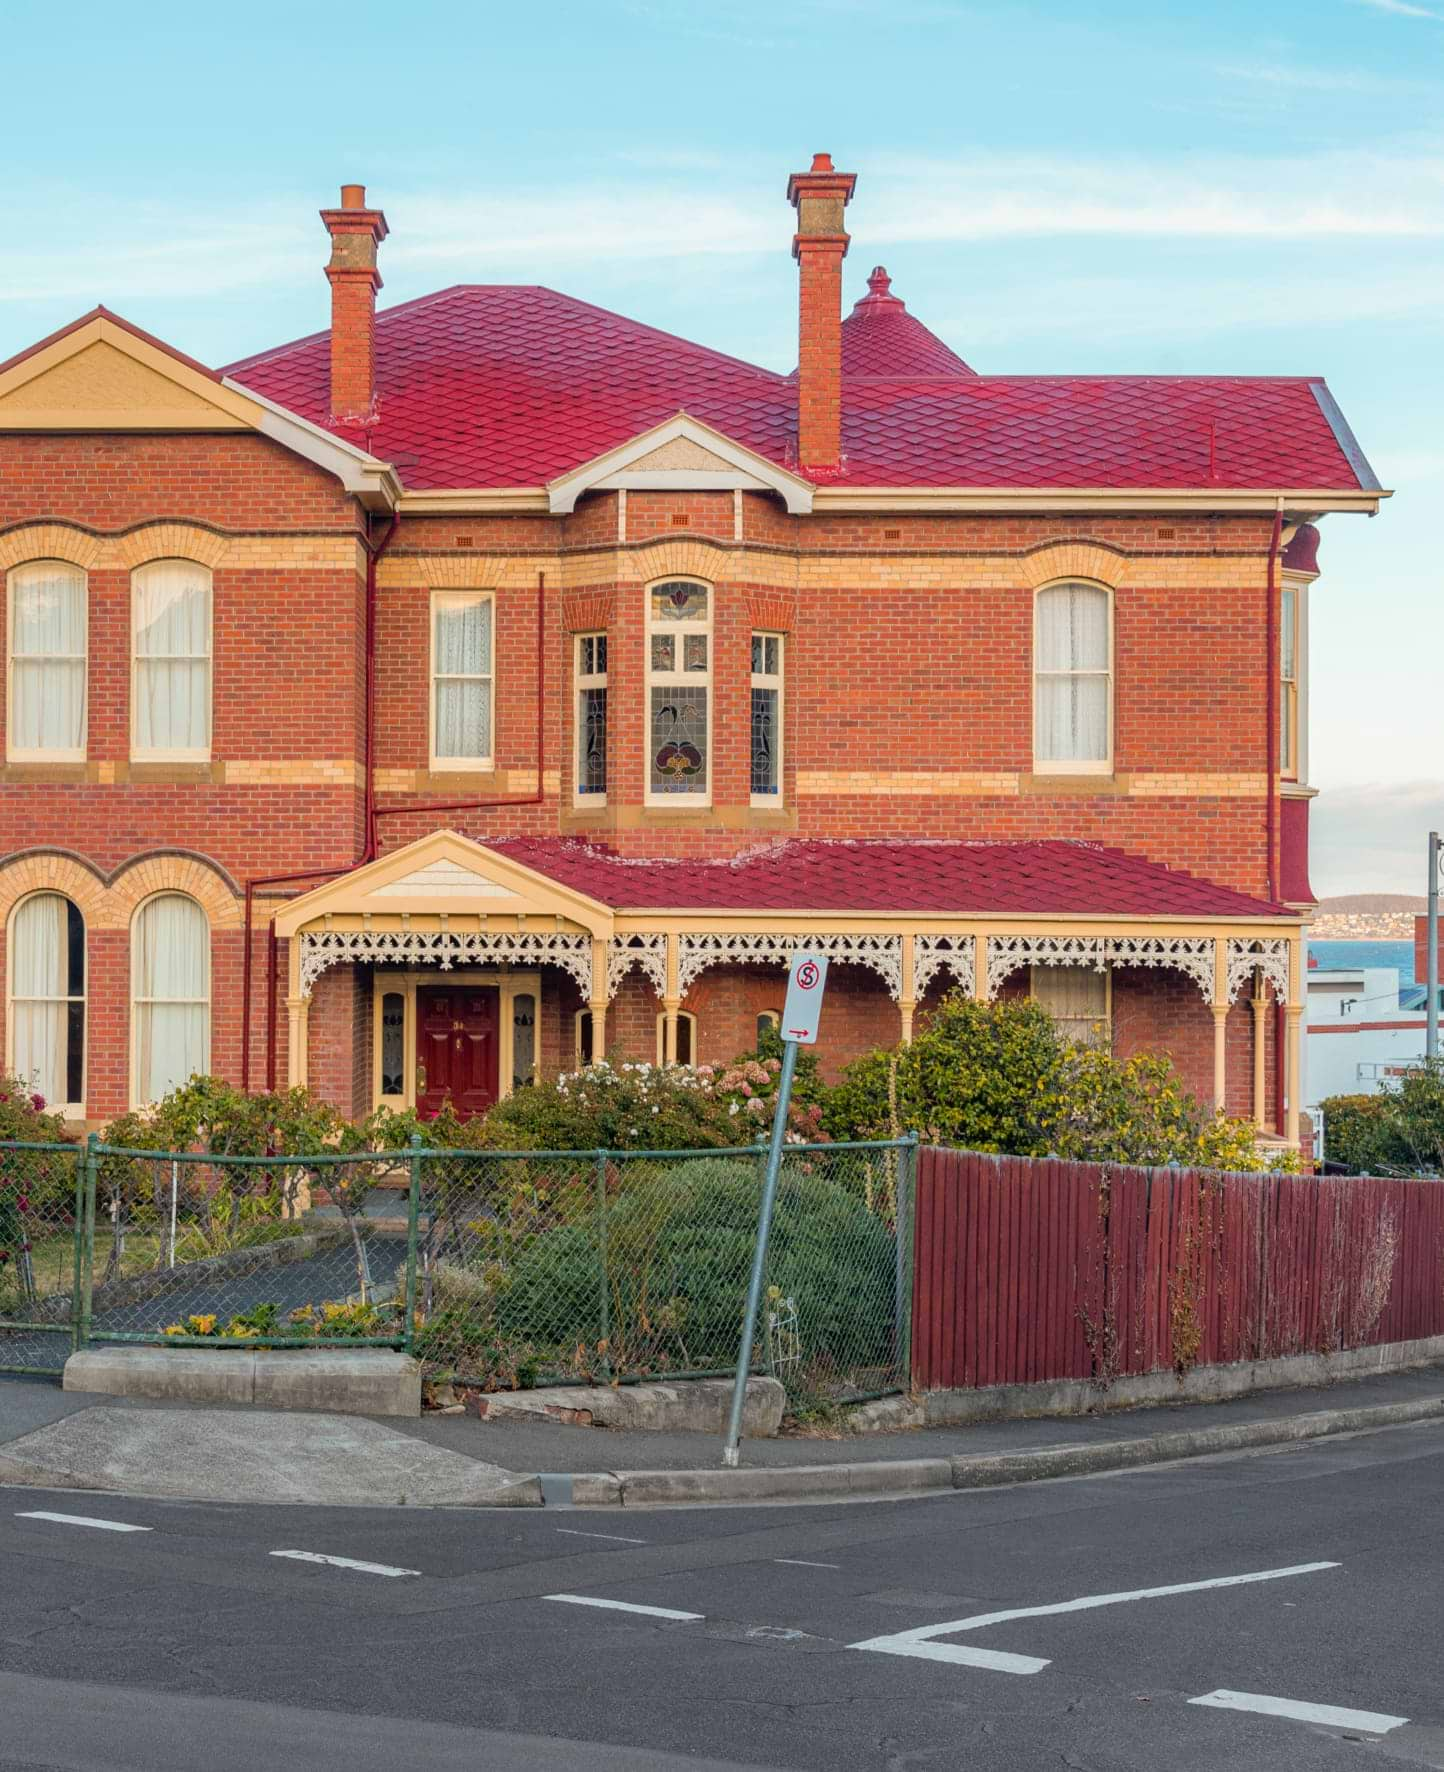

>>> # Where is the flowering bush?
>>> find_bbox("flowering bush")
[162,1298,395,1342]
[476,1060,743,1152]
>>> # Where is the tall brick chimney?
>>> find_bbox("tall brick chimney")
[787,153,856,473]
[320,184,388,424]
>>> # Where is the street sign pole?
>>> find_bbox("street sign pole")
[1428,830,1440,1063]
[721,952,828,1468]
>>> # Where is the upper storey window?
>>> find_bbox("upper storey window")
[575,632,608,801]
[1280,585,1299,779]
[432,592,494,769]
[1034,582,1112,773]
[8,562,87,761]
[750,632,783,804]
[132,560,212,760]
[647,580,711,803]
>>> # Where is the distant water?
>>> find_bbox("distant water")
[1308,939,1416,985]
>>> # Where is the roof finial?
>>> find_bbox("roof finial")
[867,265,891,297]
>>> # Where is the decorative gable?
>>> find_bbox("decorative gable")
[547,413,813,514]
[371,859,515,900]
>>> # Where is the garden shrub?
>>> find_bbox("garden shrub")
[492,1157,896,1375]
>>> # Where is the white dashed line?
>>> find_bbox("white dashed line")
[544,1593,703,1621]
[270,1550,419,1577]
[850,1560,1341,1674]
[775,1559,841,1569]
[17,1511,152,1534]
[1190,1690,1408,1734]
[555,1529,648,1545]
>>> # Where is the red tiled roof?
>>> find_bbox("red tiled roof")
[839,268,974,378]
[478,837,1289,918]
[224,284,1375,494]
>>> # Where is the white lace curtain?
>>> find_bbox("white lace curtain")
[134,560,211,756]
[1035,582,1110,765]
[9,562,86,755]
[133,894,209,1104]
[11,893,76,1105]
[433,594,493,761]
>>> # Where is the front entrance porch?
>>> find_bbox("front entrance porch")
[272,830,1308,1143]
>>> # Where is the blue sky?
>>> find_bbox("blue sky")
[3,0,1440,895]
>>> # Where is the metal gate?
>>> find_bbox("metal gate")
[0,1140,85,1375]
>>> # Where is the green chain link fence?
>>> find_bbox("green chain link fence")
[0,1135,916,1404]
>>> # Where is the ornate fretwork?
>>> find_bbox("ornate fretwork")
[984,934,1215,1001]
[608,932,669,999]
[913,934,976,1000]
[677,932,905,1000]
[1226,936,1291,1004]
[298,927,592,999]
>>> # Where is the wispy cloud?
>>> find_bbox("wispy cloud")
[1311,782,1444,896]
[1215,60,1427,93]
[1351,0,1441,18]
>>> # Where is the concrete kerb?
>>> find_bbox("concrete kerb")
[564,1395,1444,1507]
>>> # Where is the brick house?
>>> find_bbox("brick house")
[0,159,1384,1146]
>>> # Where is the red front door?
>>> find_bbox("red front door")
[416,986,500,1120]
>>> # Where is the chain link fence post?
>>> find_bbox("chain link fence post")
[595,1150,612,1384]
[68,1144,87,1355]
[79,1133,98,1352]
[404,1135,423,1356]
[897,1132,919,1389]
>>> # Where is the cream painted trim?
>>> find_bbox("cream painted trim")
[811,487,1387,515]
[655,1008,696,1064]
[220,377,399,510]
[5,888,88,1118]
[369,969,540,1113]
[7,561,88,764]
[547,414,814,516]
[128,890,212,1110]
[1032,578,1114,774]
[129,559,213,763]
[272,829,615,940]
[428,590,496,772]
[398,490,552,515]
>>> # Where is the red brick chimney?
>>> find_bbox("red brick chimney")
[320,183,388,424]
[787,153,856,473]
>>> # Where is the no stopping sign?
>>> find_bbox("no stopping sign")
[780,952,829,1044]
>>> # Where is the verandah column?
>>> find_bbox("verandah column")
[1211,936,1229,1110]
[286,937,310,1091]
[662,931,680,1064]
[589,936,610,1063]
[899,934,916,1043]
[1251,972,1269,1129]
[1285,934,1304,1146]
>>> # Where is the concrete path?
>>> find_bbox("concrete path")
[2,1361,1442,1510]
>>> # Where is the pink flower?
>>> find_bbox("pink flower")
[739,1083,752,1098]
[30,1093,45,1112]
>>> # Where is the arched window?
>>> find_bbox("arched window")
[132,560,212,760]
[132,893,209,1104]
[9,893,85,1110]
[646,579,711,803]
[1034,582,1112,771]
[756,1009,780,1045]
[8,561,87,760]
[656,1011,696,1066]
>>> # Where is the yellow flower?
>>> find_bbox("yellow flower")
[163,1323,187,1337]
[189,1314,217,1335]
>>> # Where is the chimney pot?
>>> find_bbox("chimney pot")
[340,183,366,210]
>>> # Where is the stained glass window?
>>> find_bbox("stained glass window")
[380,991,405,1096]
[750,631,782,801]
[646,582,710,800]
[575,632,608,799]
[511,992,536,1089]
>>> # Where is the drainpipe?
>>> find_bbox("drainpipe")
[1264,498,1284,1131]
[244,559,549,1093]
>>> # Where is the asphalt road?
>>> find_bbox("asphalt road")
[2,1419,1443,1771]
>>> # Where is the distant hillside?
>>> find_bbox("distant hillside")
[1312,894,1425,939]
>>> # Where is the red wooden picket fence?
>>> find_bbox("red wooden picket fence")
[911,1147,1444,1392]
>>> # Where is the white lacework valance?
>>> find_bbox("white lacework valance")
[1226,936,1291,1004]
[677,931,905,999]
[299,927,593,999]
[914,934,976,1000]
[608,932,668,998]
[985,933,1215,1000]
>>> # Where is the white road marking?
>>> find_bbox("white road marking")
[1190,1689,1408,1734]
[270,1550,419,1577]
[555,1529,648,1545]
[774,1558,841,1569]
[544,1593,703,1622]
[850,1560,1341,1675]
[17,1511,152,1534]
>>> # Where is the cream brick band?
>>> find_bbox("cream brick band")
[0,521,362,574]
[372,767,562,795]
[796,770,1265,799]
